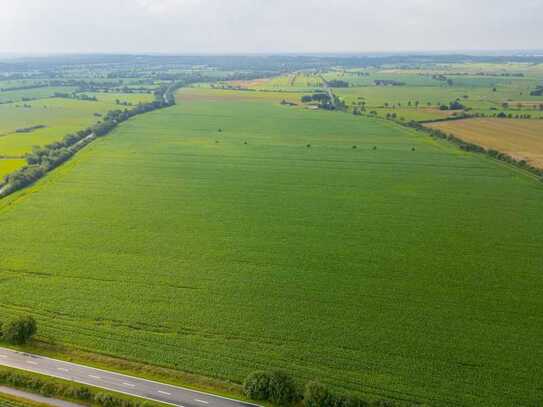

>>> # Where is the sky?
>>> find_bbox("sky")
[0,0,542,55]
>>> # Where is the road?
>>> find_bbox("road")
[0,348,257,407]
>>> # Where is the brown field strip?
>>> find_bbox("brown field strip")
[426,118,543,168]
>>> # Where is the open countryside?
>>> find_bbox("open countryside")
[1,2,543,406]
[1,83,543,406]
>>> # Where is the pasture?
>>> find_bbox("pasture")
[427,118,543,168]
[0,87,542,406]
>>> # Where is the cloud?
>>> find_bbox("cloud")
[0,0,541,54]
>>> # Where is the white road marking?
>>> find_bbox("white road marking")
[123,382,136,387]
[57,367,70,372]
[195,399,209,404]
[26,360,38,365]
[88,375,101,379]
[158,390,172,396]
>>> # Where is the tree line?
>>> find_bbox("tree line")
[243,369,399,407]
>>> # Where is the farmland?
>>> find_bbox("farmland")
[426,118,543,168]
[0,90,155,178]
[1,84,543,406]
[227,63,543,123]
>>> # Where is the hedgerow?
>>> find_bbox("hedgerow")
[0,369,153,407]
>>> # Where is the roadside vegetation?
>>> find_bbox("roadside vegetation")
[0,393,49,407]
[0,368,162,407]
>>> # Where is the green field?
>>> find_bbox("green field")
[0,87,542,406]
[250,66,543,122]
[0,92,155,178]
[0,87,78,104]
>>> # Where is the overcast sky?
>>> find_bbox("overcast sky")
[0,0,542,55]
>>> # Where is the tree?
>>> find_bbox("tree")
[3,316,37,345]
[267,370,299,406]
[449,100,465,110]
[243,371,270,401]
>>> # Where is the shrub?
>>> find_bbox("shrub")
[267,370,299,406]
[64,385,92,400]
[94,392,118,407]
[244,370,299,405]
[39,382,59,397]
[243,371,271,401]
[3,315,37,344]
[304,381,332,407]
[370,400,398,407]
[335,393,369,407]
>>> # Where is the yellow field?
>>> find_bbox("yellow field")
[426,118,543,168]
[0,158,26,179]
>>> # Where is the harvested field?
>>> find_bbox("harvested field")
[426,118,543,168]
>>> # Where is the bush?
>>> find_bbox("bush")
[334,393,369,407]
[39,382,59,397]
[304,381,332,407]
[3,315,37,344]
[64,385,92,400]
[94,392,118,407]
[243,370,299,405]
[268,370,299,406]
[243,371,271,401]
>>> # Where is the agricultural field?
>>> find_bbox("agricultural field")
[0,91,155,177]
[426,118,543,168]
[0,87,78,104]
[1,86,543,406]
[224,72,326,92]
[239,64,543,123]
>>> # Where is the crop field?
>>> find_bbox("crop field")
[0,87,78,104]
[0,86,542,406]
[233,64,543,124]
[0,159,26,180]
[0,92,155,159]
[426,118,543,168]
[227,73,325,92]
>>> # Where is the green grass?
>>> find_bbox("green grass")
[0,87,543,406]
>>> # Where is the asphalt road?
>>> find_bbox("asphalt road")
[0,348,257,407]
